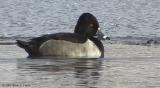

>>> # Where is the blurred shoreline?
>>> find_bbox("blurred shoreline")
[0,36,160,45]
[0,39,159,59]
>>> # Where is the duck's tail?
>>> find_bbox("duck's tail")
[16,40,36,57]
[16,40,29,49]
[16,40,41,57]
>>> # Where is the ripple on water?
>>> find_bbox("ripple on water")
[0,0,160,38]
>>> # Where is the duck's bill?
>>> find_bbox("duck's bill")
[95,29,110,40]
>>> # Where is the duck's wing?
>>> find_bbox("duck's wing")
[16,33,86,57]
[16,34,53,57]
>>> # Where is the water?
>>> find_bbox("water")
[0,43,160,88]
[0,0,160,38]
[0,0,160,88]
[1,57,160,88]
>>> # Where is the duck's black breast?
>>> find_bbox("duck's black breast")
[89,37,104,58]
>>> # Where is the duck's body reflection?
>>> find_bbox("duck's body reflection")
[74,58,101,87]
[17,58,102,87]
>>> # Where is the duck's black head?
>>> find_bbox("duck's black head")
[74,13,99,37]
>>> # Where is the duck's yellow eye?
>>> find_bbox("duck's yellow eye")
[89,24,93,27]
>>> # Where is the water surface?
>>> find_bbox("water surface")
[0,0,160,38]
[0,43,160,88]
[0,0,160,87]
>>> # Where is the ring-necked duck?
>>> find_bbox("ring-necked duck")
[16,13,109,58]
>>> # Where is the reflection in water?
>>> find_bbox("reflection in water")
[16,58,103,88]
[2,57,160,88]
[74,58,102,87]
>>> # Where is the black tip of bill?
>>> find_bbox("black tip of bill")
[95,28,110,40]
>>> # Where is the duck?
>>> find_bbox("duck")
[16,13,108,58]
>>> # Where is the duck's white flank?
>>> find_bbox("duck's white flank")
[39,39,101,58]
